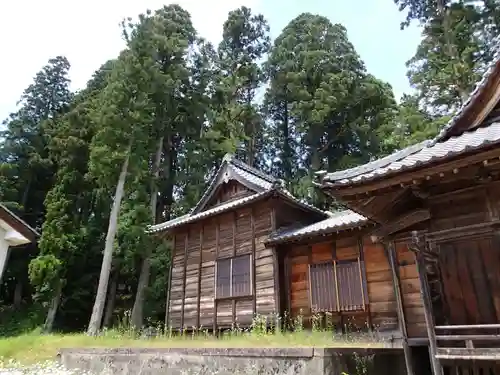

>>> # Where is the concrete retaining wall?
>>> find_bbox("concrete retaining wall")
[58,347,407,375]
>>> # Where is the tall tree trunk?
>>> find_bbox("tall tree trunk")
[103,269,119,328]
[131,136,164,329]
[437,0,468,104]
[282,96,292,183]
[44,280,63,333]
[87,150,130,336]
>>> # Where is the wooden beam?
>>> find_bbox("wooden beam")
[370,187,409,219]
[181,231,188,331]
[285,251,292,321]
[425,221,500,242]
[164,236,174,330]
[386,241,414,375]
[270,203,281,322]
[232,211,237,326]
[435,334,500,341]
[469,74,500,131]
[251,207,257,316]
[357,237,371,328]
[196,226,203,329]
[308,246,313,314]
[436,347,500,361]
[436,323,500,330]
[371,209,431,242]
[213,219,219,333]
[411,232,442,375]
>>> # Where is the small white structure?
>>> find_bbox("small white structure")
[0,204,39,283]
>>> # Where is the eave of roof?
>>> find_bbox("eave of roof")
[267,210,370,245]
[0,204,40,241]
[148,188,328,234]
[321,121,500,187]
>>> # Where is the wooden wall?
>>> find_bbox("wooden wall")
[424,184,500,327]
[206,180,253,209]
[285,234,426,338]
[167,201,277,330]
[394,240,426,337]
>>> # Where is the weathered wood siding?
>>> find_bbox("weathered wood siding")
[206,180,253,209]
[424,185,500,327]
[167,200,277,330]
[287,237,388,330]
[394,240,426,338]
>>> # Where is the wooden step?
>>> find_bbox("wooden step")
[436,348,500,361]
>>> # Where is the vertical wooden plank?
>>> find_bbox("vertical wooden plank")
[308,246,313,314]
[232,211,236,326]
[386,241,414,375]
[196,226,203,329]
[165,235,174,329]
[415,247,442,375]
[465,240,496,324]
[271,202,281,317]
[251,207,256,316]
[285,251,292,317]
[331,241,337,314]
[213,219,219,333]
[181,231,189,331]
[357,237,372,329]
[485,187,499,221]
[480,238,500,320]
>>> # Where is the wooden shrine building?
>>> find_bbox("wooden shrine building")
[150,46,500,375]
[149,154,329,330]
[317,52,500,374]
[149,153,427,343]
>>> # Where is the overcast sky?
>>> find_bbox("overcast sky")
[0,0,420,122]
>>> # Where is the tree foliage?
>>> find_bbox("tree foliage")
[1,2,494,333]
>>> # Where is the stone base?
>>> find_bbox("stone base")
[58,347,407,375]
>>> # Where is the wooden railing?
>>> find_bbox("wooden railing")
[434,324,500,361]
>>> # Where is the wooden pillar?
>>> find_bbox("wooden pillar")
[411,232,442,375]
[165,236,174,330]
[386,241,414,375]
[270,204,280,319]
[251,207,257,316]
[196,227,203,329]
[232,212,237,326]
[213,220,220,333]
[284,251,292,321]
[357,237,372,329]
[180,231,189,331]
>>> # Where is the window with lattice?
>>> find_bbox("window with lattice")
[309,258,368,312]
[216,254,252,298]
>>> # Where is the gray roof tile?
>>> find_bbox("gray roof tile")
[323,122,500,186]
[268,210,368,244]
[149,154,328,234]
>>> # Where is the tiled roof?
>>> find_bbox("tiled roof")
[191,154,276,214]
[434,41,500,143]
[148,191,270,233]
[148,188,328,234]
[267,210,369,245]
[322,122,500,186]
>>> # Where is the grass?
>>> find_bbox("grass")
[0,329,387,365]
[0,311,390,366]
